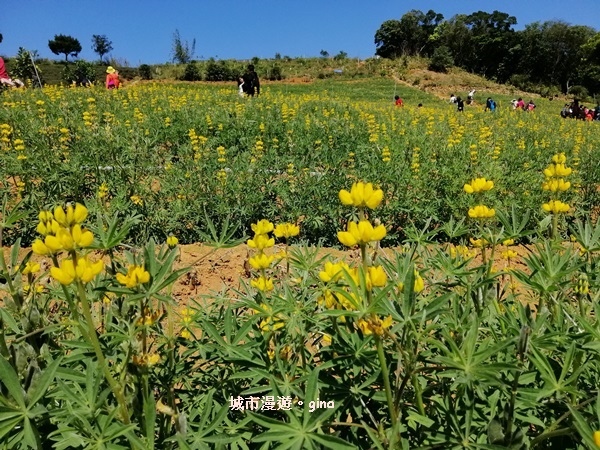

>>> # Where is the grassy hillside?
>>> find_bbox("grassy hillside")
[1,54,587,107]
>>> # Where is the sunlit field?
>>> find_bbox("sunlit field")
[1,80,600,449]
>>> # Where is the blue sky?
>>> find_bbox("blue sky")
[1,0,599,65]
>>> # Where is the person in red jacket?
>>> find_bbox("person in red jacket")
[0,56,24,88]
[105,66,120,89]
[394,95,403,106]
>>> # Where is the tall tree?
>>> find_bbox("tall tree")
[91,35,113,62]
[0,33,3,44]
[48,34,82,61]
[171,29,195,64]
[374,10,444,58]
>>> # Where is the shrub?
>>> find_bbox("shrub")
[428,46,454,73]
[138,64,153,80]
[182,61,201,81]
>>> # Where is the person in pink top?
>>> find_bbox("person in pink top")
[105,66,120,89]
[0,57,24,88]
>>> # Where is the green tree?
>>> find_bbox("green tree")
[320,49,329,58]
[91,35,113,62]
[375,10,444,58]
[48,34,82,61]
[429,45,454,72]
[171,29,195,64]
[0,33,3,44]
[334,50,348,60]
[182,60,201,81]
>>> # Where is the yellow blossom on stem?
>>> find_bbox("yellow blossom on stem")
[357,315,393,336]
[53,203,88,228]
[338,181,384,209]
[273,223,300,239]
[463,177,494,194]
[594,430,600,447]
[251,219,274,236]
[116,265,150,288]
[542,200,570,214]
[319,261,351,283]
[22,261,41,275]
[542,179,571,192]
[502,250,518,260]
[468,205,496,219]
[251,275,274,292]
[367,265,388,289]
[247,234,275,250]
[249,253,275,270]
[337,220,386,247]
[50,256,103,285]
[166,235,178,248]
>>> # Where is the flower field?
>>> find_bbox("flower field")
[1,80,600,449]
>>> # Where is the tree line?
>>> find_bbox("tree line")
[375,10,600,97]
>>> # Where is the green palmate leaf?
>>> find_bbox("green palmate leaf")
[309,433,355,449]
[0,356,26,409]
[303,368,320,427]
[26,357,61,406]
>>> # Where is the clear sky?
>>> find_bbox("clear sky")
[1,0,599,65]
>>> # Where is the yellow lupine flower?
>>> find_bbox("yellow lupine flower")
[544,164,572,178]
[251,219,274,236]
[502,250,518,260]
[22,261,41,275]
[396,271,425,294]
[166,235,178,248]
[273,223,300,238]
[337,220,386,247]
[594,430,600,447]
[502,238,515,246]
[463,177,494,194]
[247,233,275,250]
[367,265,388,289]
[542,200,570,214]
[249,253,275,270]
[50,257,103,285]
[357,315,393,336]
[542,178,571,192]
[116,265,150,288]
[32,239,51,256]
[53,203,88,227]
[338,181,384,209]
[319,261,351,283]
[552,153,567,164]
[251,275,274,292]
[468,205,496,219]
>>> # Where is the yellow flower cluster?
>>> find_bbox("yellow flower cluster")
[116,265,150,288]
[542,153,571,214]
[463,175,495,223]
[274,223,300,239]
[463,177,494,194]
[31,203,104,287]
[338,220,386,247]
[50,256,104,285]
[247,219,276,292]
[166,235,178,248]
[357,315,393,336]
[256,303,284,332]
[338,181,384,209]
[468,205,496,219]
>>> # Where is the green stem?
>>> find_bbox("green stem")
[375,335,397,426]
[76,281,130,423]
[551,213,558,240]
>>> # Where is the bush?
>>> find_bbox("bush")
[182,61,201,81]
[267,64,283,81]
[138,64,153,80]
[428,46,454,73]
[62,60,96,86]
[569,85,590,100]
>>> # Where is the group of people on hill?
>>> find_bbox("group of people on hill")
[510,98,536,111]
[561,100,600,121]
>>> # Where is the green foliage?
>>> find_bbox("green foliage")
[91,34,113,62]
[182,61,201,81]
[171,29,195,64]
[48,34,82,61]
[428,45,454,72]
[10,48,42,87]
[62,60,96,86]
[138,64,153,80]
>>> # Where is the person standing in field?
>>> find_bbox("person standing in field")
[242,64,260,97]
[456,96,464,112]
[237,77,245,97]
[105,66,120,89]
[394,95,403,106]
[0,56,24,88]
